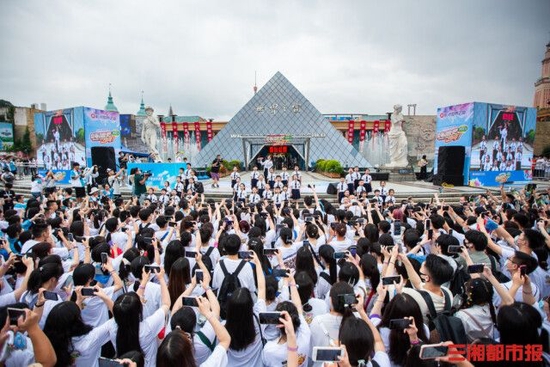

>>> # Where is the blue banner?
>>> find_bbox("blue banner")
[37,169,71,185]
[83,108,121,167]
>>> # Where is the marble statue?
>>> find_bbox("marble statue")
[142,106,160,155]
[385,104,409,167]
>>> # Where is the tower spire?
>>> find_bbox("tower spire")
[137,90,146,116]
[253,71,258,94]
[105,83,118,112]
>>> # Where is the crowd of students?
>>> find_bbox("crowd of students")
[1,165,550,366]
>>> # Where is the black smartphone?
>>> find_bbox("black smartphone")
[467,264,484,274]
[420,344,449,360]
[425,219,431,229]
[263,248,279,256]
[43,290,58,301]
[304,216,313,223]
[272,268,290,278]
[357,218,365,225]
[238,251,253,260]
[169,222,177,227]
[121,227,127,232]
[393,221,401,236]
[144,264,161,272]
[520,265,527,277]
[67,233,74,241]
[185,251,197,258]
[195,270,204,282]
[7,308,25,326]
[98,357,125,367]
[389,318,412,330]
[143,237,153,244]
[259,312,282,324]
[449,229,453,236]
[349,247,357,257]
[101,252,108,264]
[182,297,199,307]
[447,245,463,254]
[338,293,357,306]
[333,252,347,260]
[81,287,96,296]
[442,205,449,211]
[428,229,433,240]
[382,276,401,286]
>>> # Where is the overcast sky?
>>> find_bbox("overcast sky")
[1,0,549,119]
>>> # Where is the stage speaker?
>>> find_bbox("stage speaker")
[91,147,116,184]
[433,174,464,186]
[437,146,465,176]
[326,183,338,195]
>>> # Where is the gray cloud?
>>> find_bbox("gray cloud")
[0,0,548,119]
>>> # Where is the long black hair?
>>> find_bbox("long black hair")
[113,292,143,356]
[44,301,93,367]
[295,246,318,285]
[339,317,375,366]
[225,288,256,351]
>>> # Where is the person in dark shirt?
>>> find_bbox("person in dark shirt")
[211,154,222,188]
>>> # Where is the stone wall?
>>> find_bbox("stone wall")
[534,109,550,156]
[402,115,437,162]
[13,107,41,156]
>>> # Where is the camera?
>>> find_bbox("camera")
[144,170,152,176]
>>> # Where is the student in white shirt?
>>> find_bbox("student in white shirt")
[248,187,261,204]
[108,267,171,367]
[212,234,256,293]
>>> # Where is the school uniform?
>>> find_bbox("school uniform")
[337,182,346,203]
[175,182,184,197]
[256,180,266,197]
[345,173,354,194]
[361,174,373,193]
[281,171,289,187]
[352,171,361,189]
[273,181,284,190]
[249,193,261,204]
[292,170,302,183]
[290,180,301,200]
[263,189,273,200]
[230,171,240,189]
[146,194,158,203]
[273,193,284,208]
[356,185,366,197]
[267,172,276,189]
[158,194,170,206]
[250,171,260,188]
[236,188,247,203]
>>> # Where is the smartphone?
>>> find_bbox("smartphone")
[338,293,357,305]
[389,318,412,330]
[357,218,365,225]
[263,248,279,256]
[304,216,313,223]
[428,229,433,240]
[520,265,527,277]
[442,205,449,211]
[43,290,59,301]
[7,308,26,326]
[185,251,197,258]
[449,229,453,236]
[272,268,290,278]
[259,312,283,324]
[425,219,431,229]
[169,221,177,228]
[312,347,343,362]
[63,275,74,289]
[393,221,401,236]
[182,297,199,307]
[349,247,357,257]
[81,287,96,296]
[195,270,203,282]
[467,264,484,274]
[101,252,108,264]
[238,251,253,260]
[382,276,401,286]
[447,245,463,254]
[144,264,161,272]
[419,344,449,360]
[67,233,74,241]
[333,252,347,260]
[98,357,125,367]
[143,237,153,244]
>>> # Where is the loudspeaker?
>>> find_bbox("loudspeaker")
[326,183,338,195]
[433,174,464,186]
[438,146,465,175]
[91,147,116,184]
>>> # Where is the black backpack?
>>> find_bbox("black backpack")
[489,255,510,283]
[217,260,246,319]
[418,290,467,345]
[449,261,471,297]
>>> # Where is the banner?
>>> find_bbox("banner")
[194,122,201,151]
[127,162,207,190]
[160,122,167,154]
[172,122,179,155]
[347,120,354,144]
[206,121,213,142]
[358,120,366,153]
[373,120,380,134]
[384,119,391,133]
[183,122,190,151]
[0,122,14,151]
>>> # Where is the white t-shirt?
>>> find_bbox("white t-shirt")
[81,286,115,328]
[212,258,256,293]
[262,314,311,367]
[108,307,167,367]
[72,320,112,367]
[200,344,229,367]
[401,285,454,325]
[303,298,329,325]
[454,304,496,342]
[329,238,354,253]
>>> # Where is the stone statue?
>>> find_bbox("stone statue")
[142,106,160,155]
[385,104,409,167]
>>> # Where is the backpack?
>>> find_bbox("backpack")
[489,255,510,283]
[418,289,467,345]
[448,261,470,297]
[195,181,204,194]
[217,260,246,319]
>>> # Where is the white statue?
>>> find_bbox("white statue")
[385,104,409,167]
[142,106,160,155]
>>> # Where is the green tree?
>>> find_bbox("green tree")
[20,127,32,154]
[526,129,536,145]
[76,128,85,144]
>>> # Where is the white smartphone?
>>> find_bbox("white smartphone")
[312,346,343,362]
[419,344,449,360]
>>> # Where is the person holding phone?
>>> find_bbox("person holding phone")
[108,266,170,367]
[212,234,256,294]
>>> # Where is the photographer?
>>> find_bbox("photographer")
[211,154,222,188]
[132,168,151,204]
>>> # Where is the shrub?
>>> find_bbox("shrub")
[325,160,343,174]
[316,159,326,172]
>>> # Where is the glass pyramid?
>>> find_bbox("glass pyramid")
[193,72,371,168]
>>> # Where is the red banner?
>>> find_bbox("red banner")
[347,120,355,144]
[384,119,391,133]
[206,121,213,142]
[183,122,190,151]
[172,122,178,155]
[194,122,201,151]
[373,120,380,134]
[359,120,367,142]
[160,122,167,154]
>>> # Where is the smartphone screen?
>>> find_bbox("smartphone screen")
[520,265,527,277]
[7,308,26,326]
[67,233,74,241]
[425,219,431,229]
[182,297,199,307]
[98,358,124,367]
[338,293,357,305]
[272,269,290,277]
[195,270,203,282]
[447,245,462,254]
[428,229,433,240]
[382,276,401,286]
[333,252,346,260]
[169,222,177,227]
[144,265,160,272]
[393,222,401,236]
[263,248,278,256]
[238,251,252,260]
[420,345,449,360]
[81,287,96,296]
[259,312,282,324]
[313,347,343,362]
[101,252,108,264]
[467,264,484,274]
[43,290,59,301]
[185,251,197,258]
[389,318,412,330]
[349,247,357,257]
